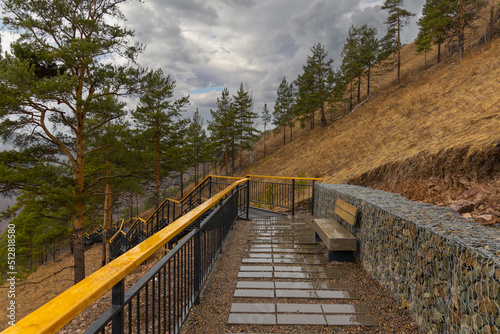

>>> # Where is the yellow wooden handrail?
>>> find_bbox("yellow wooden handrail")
[245,174,323,181]
[2,178,249,334]
[108,217,146,243]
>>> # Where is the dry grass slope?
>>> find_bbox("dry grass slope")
[244,38,500,200]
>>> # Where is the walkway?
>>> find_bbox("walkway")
[179,213,419,334]
[226,216,378,329]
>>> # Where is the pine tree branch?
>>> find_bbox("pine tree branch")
[0,266,74,288]
[83,172,133,192]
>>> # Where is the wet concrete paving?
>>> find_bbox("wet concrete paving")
[226,215,379,330]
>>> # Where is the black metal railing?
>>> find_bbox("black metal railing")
[246,176,318,215]
[109,176,222,260]
[85,181,247,334]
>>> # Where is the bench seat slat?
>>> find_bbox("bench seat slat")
[313,219,356,251]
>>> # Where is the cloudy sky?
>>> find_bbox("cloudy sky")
[1,0,426,125]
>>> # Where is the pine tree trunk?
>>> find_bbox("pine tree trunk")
[180,172,184,198]
[487,3,494,43]
[263,125,266,158]
[102,183,110,267]
[224,140,229,175]
[367,65,371,97]
[437,42,441,64]
[458,0,465,60]
[283,127,286,146]
[397,15,401,85]
[320,103,327,127]
[74,120,86,284]
[240,125,244,173]
[349,80,353,111]
[290,124,293,141]
[231,136,235,175]
[357,77,361,103]
[74,208,85,283]
[130,193,133,220]
[155,126,161,209]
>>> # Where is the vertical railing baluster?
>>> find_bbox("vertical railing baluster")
[111,280,124,334]
[145,283,149,334]
[245,181,250,219]
[152,275,155,334]
[292,179,295,216]
[194,217,201,305]
[311,180,316,214]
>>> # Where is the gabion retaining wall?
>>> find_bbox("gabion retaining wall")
[314,183,500,334]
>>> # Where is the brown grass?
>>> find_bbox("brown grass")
[242,37,500,187]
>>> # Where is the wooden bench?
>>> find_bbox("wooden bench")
[313,199,358,262]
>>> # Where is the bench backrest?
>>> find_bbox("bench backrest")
[334,199,358,226]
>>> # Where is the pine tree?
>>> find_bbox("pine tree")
[0,0,143,283]
[273,77,294,145]
[416,0,454,64]
[132,69,189,208]
[454,0,487,59]
[341,26,363,111]
[358,25,381,98]
[233,83,258,172]
[261,104,272,158]
[208,88,235,175]
[185,109,208,184]
[294,43,334,128]
[381,0,415,84]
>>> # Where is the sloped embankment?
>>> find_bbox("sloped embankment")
[347,144,500,219]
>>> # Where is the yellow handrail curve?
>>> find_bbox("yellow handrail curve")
[1,178,249,334]
[244,174,323,181]
[108,217,146,244]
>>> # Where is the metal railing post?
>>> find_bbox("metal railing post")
[208,176,212,198]
[193,218,201,305]
[246,180,250,219]
[311,180,316,214]
[111,279,124,334]
[291,179,295,216]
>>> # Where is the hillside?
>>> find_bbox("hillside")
[243,38,500,223]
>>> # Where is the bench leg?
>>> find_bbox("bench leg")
[328,250,354,262]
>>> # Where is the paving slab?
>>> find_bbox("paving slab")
[230,303,275,313]
[242,258,273,264]
[237,272,273,278]
[236,281,275,289]
[227,313,276,325]
[273,272,310,279]
[276,303,323,313]
[277,314,327,325]
[234,289,274,298]
[239,265,274,271]
[274,281,314,289]
[245,253,272,258]
[275,289,318,298]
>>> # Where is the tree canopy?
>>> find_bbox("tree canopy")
[0,0,143,283]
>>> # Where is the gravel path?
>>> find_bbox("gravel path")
[179,214,420,334]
